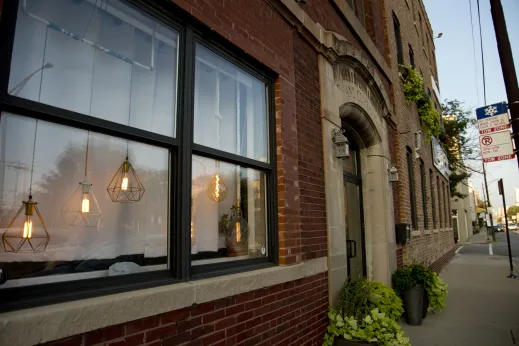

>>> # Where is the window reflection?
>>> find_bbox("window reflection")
[9,0,178,137]
[191,156,267,264]
[194,44,268,162]
[0,113,169,287]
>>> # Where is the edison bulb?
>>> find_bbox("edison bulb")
[121,173,129,191]
[22,216,33,239]
[207,174,228,202]
[235,221,241,242]
[81,193,90,213]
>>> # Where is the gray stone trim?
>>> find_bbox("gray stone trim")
[0,257,327,346]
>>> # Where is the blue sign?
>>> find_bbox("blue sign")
[476,102,508,120]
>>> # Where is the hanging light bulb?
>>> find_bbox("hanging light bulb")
[107,156,145,203]
[207,170,228,202]
[81,192,90,213]
[235,221,241,243]
[121,172,129,191]
[3,195,50,252]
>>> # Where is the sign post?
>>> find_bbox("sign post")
[476,103,516,163]
[498,178,517,278]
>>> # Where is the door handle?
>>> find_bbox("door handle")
[346,240,357,258]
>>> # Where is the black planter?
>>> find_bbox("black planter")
[333,338,377,346]
[403,284,424,326]
[422,289,430,319]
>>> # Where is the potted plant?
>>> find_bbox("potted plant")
[323,278,410,346]
[323,308,411,346]
[392,266,423,325]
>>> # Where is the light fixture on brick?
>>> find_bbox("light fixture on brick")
[332,128,350,159]
[388,164,399,182]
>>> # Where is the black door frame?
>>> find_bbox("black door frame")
[343,148,367,278]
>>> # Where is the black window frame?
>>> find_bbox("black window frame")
[429,169,436,229]
[406,148,417,230]
[0,0,278,312]
[420,161,428,230]
[393,13,404,66]
[409,44,415,68]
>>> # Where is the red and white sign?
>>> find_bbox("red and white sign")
[479,131,515,163]
[478,113,511,134]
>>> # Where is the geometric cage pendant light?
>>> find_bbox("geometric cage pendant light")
[61,132,102,227]
[2,119,50,253]
[106,154,145,203]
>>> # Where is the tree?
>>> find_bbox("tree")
[440,99,480,198]
[477,198,486,209]
[498,217,503,224]
[508,205,519,218]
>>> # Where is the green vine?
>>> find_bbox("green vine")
[401,65,441,141]
[402,65,424,104]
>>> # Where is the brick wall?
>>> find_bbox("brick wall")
[294,32,327,261]
[385,0,455,266]
[41,273,329,346]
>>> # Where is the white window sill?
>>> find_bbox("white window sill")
[0,257,327,346]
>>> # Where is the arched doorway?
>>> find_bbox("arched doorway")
[343,144,366,278]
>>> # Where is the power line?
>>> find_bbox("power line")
[477,0,488,104]
[469,0,481,106]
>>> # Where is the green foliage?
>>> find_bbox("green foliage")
[508,206,519,217]
[402,65,441,141]
[338,279,404,322]
[441,99,480,197]
[418,97,441,140]
[425,272,448,312]
[323,308,411,346]
[392,266,417,294]
[402,65,424,104]
[393,265,448,313]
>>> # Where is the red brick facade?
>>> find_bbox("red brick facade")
[42,273,329,346]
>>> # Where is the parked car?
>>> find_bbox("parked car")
[508,222,518,230]
[496,224,505,232]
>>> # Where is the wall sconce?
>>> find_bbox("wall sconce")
[388,165,399,182]
[332,128,350,159]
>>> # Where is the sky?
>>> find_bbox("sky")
[423,0,519,210]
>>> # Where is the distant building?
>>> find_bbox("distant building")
[515,188,519,206]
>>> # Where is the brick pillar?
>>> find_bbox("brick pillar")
[275,76,302,265]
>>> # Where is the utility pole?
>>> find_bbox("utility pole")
[490,0,519,168]
[498,179,517,278]
[483,169,494,240]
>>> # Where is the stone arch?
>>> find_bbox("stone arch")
[320,31,396,306]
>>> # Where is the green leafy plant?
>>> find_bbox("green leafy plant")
[417,97,441,140]
[393,265,448,312]
[323,308,411,346]
[392,266,417,294]
[402,65,424,104]
[338,279,404,322]
[425,272,448,312]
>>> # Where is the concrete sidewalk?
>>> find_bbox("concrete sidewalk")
[401,245,519,345]
[458,231,490,245]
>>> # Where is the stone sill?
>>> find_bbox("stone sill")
[411,230,421,237]
[0,257,328,346]
[424,229,432,235]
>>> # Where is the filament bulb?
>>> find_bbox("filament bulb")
[82,192,90,213]
[23,216,33,239]
[121,173,129,191]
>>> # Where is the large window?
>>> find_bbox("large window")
[393,13,404,66]
[406,148,417,230]
[437,176,443,228]
[0,0,276,311]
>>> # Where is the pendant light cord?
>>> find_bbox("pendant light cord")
[84,131,90,177]
[28,120,39,197]
[126,63,134,159]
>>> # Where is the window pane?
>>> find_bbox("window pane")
[194,44,268,162]
[9,0,178,137]
[0,113,169,288]
[191,156,267,264]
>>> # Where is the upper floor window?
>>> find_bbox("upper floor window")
[0,0,276,311]
[348,0,366,26]
[420,161,428,229]
[409,45,415,68]
[393,13,404,66]
[406,147,417,229]
[429,169,436,229]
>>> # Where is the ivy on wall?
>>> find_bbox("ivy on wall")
[402,65,441,140]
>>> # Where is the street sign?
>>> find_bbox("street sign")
[479,130,515,163]
[476,102,511,134]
